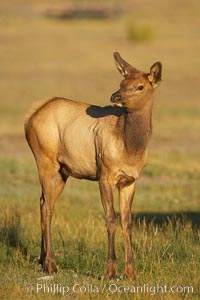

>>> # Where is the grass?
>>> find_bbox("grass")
[126,23,154,42]
[0,0,200,299]
[0,216,199,299]
[0,153,199,299]
[0,211,199,299]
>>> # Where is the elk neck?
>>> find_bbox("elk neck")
[121,100,153,154]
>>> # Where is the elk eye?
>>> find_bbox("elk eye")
[137,85,144,91]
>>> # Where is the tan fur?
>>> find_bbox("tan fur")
[24,52,162,279]
[24,97,57,128]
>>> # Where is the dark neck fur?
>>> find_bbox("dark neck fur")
[122,105,153,154]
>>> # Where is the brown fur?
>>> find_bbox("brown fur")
[24,52,162,279]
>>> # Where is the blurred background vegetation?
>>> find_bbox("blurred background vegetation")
[0,0,199,298]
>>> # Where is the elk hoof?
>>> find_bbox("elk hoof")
[124,263,136,280]
[43,257,58,274]
[107,260,118,280]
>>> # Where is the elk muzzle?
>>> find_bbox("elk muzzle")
[111,91,123,107]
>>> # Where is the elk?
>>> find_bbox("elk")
[24,52,162,280]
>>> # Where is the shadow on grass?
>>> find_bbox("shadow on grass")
[0,212,28,257]
[132,211,200,229]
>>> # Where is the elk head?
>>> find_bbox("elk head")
[111,52,162,110]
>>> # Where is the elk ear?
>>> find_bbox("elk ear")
[113,52,137,78]
[148,62,162,88]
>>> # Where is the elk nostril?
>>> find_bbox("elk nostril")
[115,95,121,101]
[111,93,121,103]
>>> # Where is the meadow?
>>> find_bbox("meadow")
[0,1,199,299]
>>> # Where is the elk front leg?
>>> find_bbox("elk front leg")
[119,183,136,280]
[99,177,118,279]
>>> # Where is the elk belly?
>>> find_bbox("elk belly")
[59,135,97,180]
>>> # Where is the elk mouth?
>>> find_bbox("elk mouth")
[113,102,124,107]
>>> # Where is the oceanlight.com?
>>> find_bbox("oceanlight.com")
[32,283,194,296]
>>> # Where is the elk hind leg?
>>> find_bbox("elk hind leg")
[38,159,66,273]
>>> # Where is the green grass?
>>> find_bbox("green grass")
[0,156,199,299]
[0,212,199,299]
[126,23,154,42]
[0,0,200,299]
